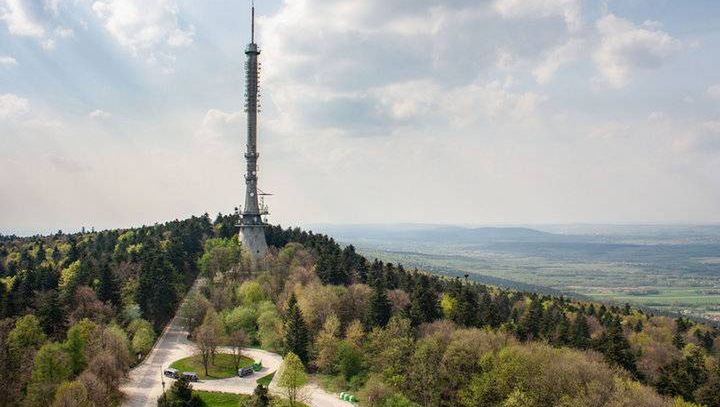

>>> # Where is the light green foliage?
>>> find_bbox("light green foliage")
[64,321,92,375]
[336,340,364,381]
[440,293,457,320]
[51,380,93,407]
[59,260,81,292]
[26,342,72,406]
[383,394,421,407]
[277,352,308,406]
[367,317,414,388]
[8,314,47,353]
[131,323,156,356]
[257,307,284,351]
[237,280,267,305]
[179,291,211,335]
[225,305,258,340]
[198,238,243,278]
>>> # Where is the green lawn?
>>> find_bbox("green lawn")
[194,390,309,407]
[170,353,253,380]
[256,372,274,386]
[195,391,249,407]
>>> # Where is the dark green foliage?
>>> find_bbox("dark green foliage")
[157,377,201,407]
[336,340,364,380]
[36,289,65,339]
[571,313,591,349]
[248,384,270,407]
[368,275,392,328]
[136,241,178,331]
[596,318,639,377]
[409,274,439,326]
[285,293,309,364]
[656,346,708,402]
[97,262,121,308]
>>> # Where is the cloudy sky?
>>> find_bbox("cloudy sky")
[1,0,720,234]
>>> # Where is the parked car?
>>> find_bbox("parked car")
[163,368,179,379]
[182,372,199,382]
[238,367,254,377]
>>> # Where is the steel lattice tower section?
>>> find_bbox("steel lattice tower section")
[238,3,268,263]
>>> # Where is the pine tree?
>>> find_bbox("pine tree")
[409,274,439,326]
[368,275,392,328]
[455,285,479,327]
[249,384,270,407]
[37,289,65,339]
[97,262,121,307]
[136,241,177,330]
[571,313,591,349]
[599,318,639,377]
[285,294,310,364]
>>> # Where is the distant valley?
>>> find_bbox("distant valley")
[312,224,720,323]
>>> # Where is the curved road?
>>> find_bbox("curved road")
[120,288,350,407]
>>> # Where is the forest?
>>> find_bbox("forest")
[1,213,720,406]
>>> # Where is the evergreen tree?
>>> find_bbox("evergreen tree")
[136,241,178,330]
[97,262,121,307]
[673,330,686,350]
[571,313,591,349]
[598,318,639,377]
[368,275,392,328]
[409,274,439,326]
[517,297,543,341]
[285,293,310,364]
[248,384,270,407]
[37,289,65,339]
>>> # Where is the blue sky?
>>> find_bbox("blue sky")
[1,0,720,234]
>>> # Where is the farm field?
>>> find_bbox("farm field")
[313,224,720,323]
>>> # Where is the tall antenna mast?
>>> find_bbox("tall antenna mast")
[251,0,255,44]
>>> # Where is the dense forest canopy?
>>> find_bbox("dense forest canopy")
[1,213,720,406]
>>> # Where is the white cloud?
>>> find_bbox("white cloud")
[89,109,112,119]
[0,93,29,119]
[0,55,17,66]
[494,0,581,31]
[195,109,243,142]
[707,84,720,100]
[594,14,682,88]
[533,38,584,84]
[92,0,195,62]
[0,0,46,37]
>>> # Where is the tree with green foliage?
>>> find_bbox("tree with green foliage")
[97,262,121,308]
[247,384,270,407]
[64,323,88,375]
[37,289,66,339]
[571,313,591,349]
[136,241,178,330]
[598,317,639,377]
[52,380,93,407]
[277,352,308,407]
[368,276,392,328]
[409,274,439,326]
[157,376,201,407]
[26,342,72,406]
[285,293,309,364]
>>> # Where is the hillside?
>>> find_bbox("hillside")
[1,216,719,406]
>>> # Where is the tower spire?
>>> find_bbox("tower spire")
[238,0,268,265]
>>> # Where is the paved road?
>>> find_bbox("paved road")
[120,285,350,407]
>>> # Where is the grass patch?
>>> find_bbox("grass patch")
[195,391,249,407]
[170,353,253,380]
[194,390,309,407]
[256,372,274,386]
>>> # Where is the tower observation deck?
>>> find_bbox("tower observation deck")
[237,3,268,263]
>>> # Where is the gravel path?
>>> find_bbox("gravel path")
[120,284,352,407]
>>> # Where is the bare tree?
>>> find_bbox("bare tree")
[227,330,248,372]
[194,324,218,377]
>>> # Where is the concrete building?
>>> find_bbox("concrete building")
[237,4,268,263]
